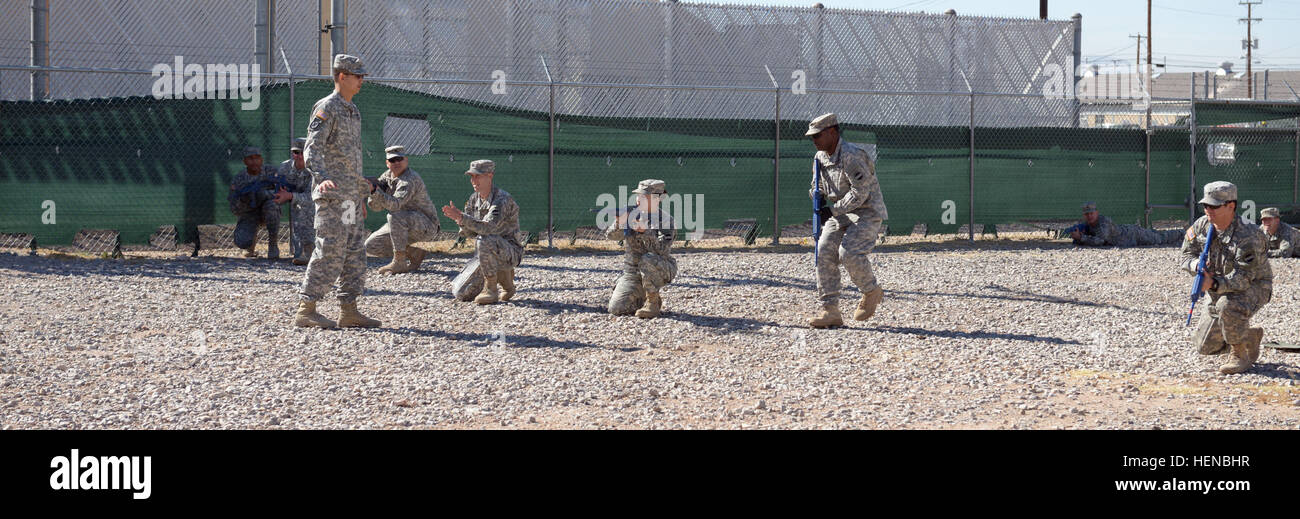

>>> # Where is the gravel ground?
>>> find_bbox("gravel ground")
[2,236,1299,430]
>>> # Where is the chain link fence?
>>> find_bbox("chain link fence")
[3,2,1299,248]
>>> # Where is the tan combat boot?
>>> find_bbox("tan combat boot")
[498,268,516,301]
[809,303,843,328]
[407,247,428,271]
[854,286,884,321]
[475,274,500,305]
[1246,327,1263,364]
[377,251,410,275]
[635,292,662,319]
[243,247,258,258]
[294,301,336,328]
[338,302,381,328]
[1219,343,1253,375]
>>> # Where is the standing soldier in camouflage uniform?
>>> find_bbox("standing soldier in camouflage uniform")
[275,138,317,265]
[441,160,523,304]
[605,179,677,319]
[293,54,381,329]
[229,146,291,259]
[1260,207,1299,258]
[1071,202,1182,247]
[1180,181,1271,375]
[365,146,440,274]
[806,113,886,328]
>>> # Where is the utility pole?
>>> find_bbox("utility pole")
[1147,0,1152,127]
[1240,1,1262,99]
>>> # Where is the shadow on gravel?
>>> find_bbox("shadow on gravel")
[674,272,810,290]
[1242,362,1300,381]
[871,325,1082,345]
[384,327,604,350]
[888,284,1168,317]
[507,299,609,315]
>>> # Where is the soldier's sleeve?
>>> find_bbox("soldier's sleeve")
[1276,228,1296,258]
[808,160,818,200]
[459,195,516,237]
[368,176,405,212]
[1212,233,1268,294]
[654,223,676,256]
[303,101,337,194]
[456,195,476,239]
[1076,219,1112,246]
[1179,223,1203,274]
[830,150,875,215]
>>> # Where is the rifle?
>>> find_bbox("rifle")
[1186,225,1217,326]
[1061,222,1088,239]
[364,176,382,193]
[813,159,827,265]
[230,173,294,205]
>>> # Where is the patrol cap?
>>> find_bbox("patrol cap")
[243,146,262,158]
[633,179,667,195]
[465,159,495,176]
[1260,207,1280,219]
[806,113,839,136]
[1199,181,1237,206]
[290,138,306,152]
[332,54,368,76]
[1081,201,1097,213]
[385,146,405,160]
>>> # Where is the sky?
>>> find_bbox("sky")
[698,0,1300,71]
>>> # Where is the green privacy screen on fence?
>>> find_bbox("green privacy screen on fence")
[2,83,1297,245]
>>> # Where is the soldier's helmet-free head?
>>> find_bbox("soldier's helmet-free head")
[385,146,406,160]
[1080,201,1097,214]
[1260,207,1280,220]
[465,160,495,176]
[1199,181,1237,207]
[806,113,838,136]
[243,146,262,159]
[290,138,306,153]
[332,54,367,76]
[633,179,667,195]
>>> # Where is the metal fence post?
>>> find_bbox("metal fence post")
[1188,84,1198,224]
[969,92,975,241]
[771,88,781,245]
[1144,129,1151,227]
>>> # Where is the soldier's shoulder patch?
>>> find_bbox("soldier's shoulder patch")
[314,109,328,121]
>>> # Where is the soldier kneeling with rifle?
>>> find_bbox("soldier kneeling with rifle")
[228,146,293,259]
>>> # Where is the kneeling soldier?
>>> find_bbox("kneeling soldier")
[1260,207,1299,258]
[441,160,524,304]
[606,179,677,319]
[1180,181,1271,375]
[365,146,440,274]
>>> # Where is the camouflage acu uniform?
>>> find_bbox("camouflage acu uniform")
[1265,221,1299,258]
[811,138,887,305]
[228,168,282,250]
[1180,215,1273,354]
[607,207,678,315]
[364,168,440,257]
[1074,215,1181,247]
[276,158,316,258]
[299,91,371,304]
[452,185,524,301]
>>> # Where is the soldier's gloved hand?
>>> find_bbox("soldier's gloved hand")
[818,206,834,224]
[273,186,293,204]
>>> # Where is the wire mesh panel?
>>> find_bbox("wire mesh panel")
[1195,128,1299,222]
[0,70,291,245]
